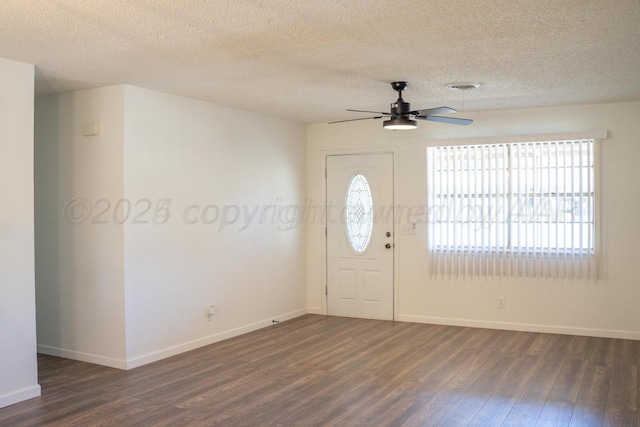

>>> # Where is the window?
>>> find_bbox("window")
[345,173,374,253]
[427,139,598,280]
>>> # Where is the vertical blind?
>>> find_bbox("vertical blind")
[427,139,598,280]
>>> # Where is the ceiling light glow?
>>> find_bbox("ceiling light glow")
[383,117,417,130]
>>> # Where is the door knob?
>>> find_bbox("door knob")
[386,232,391,237]
[385,243,392,249]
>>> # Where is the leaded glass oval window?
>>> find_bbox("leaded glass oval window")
[345,173,374,253]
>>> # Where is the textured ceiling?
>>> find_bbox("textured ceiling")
[1,0,639,123]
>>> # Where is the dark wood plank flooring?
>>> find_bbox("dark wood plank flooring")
[1,315,638,426]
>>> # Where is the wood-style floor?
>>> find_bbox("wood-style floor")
[1,315,638,426]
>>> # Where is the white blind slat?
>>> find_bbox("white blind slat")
[546,142,552,279]
[482,145,488,279]
[587,141,595,278]
[532,143,537,278]
[487,145,496,272]
[570,141,576,279]
[437,147,443,278]
[465,146,470,278]
[555,143,560,278]
[473,145,479,278]
[579,140,584,280]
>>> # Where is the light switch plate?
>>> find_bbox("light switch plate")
[401,223,417,235]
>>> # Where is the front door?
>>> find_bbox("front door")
[326,153,394,320]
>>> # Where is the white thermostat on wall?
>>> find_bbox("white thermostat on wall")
[82,122,101,137]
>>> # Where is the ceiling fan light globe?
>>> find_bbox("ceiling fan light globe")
[383,117,417,130]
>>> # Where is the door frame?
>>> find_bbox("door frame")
[321,148,399,320]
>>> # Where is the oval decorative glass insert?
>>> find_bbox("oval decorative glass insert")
[345,173,374,253]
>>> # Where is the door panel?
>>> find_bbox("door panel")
[326,153,394,320]
[363,271,380,302]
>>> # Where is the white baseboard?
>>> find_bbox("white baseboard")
[0,385,41,409]
[37,345,128,370]
[37,309,309,371]
[306,307,323,315]
[125,308,309,369]
[398,314,640,340]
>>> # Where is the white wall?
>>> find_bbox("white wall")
[0,58,40,408]
[35,86,127,367]
[307,101,640,338]
[35,85,307,369]
[123,87,307,366]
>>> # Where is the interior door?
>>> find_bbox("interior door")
[326,153,394,320]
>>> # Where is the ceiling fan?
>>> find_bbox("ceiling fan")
[329,81,473,130]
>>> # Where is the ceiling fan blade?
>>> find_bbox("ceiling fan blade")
[416,115,473,126]
[329,116,383,124]
[346,109,392,115]
[410,106,458,115]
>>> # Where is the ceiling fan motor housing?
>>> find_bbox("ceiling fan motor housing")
[390,81,411,116]
[391,100,411,115]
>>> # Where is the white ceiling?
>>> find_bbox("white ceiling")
[1,0,639,123]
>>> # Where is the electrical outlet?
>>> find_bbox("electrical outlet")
[207,305,216,320]
[498,297,506,308]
